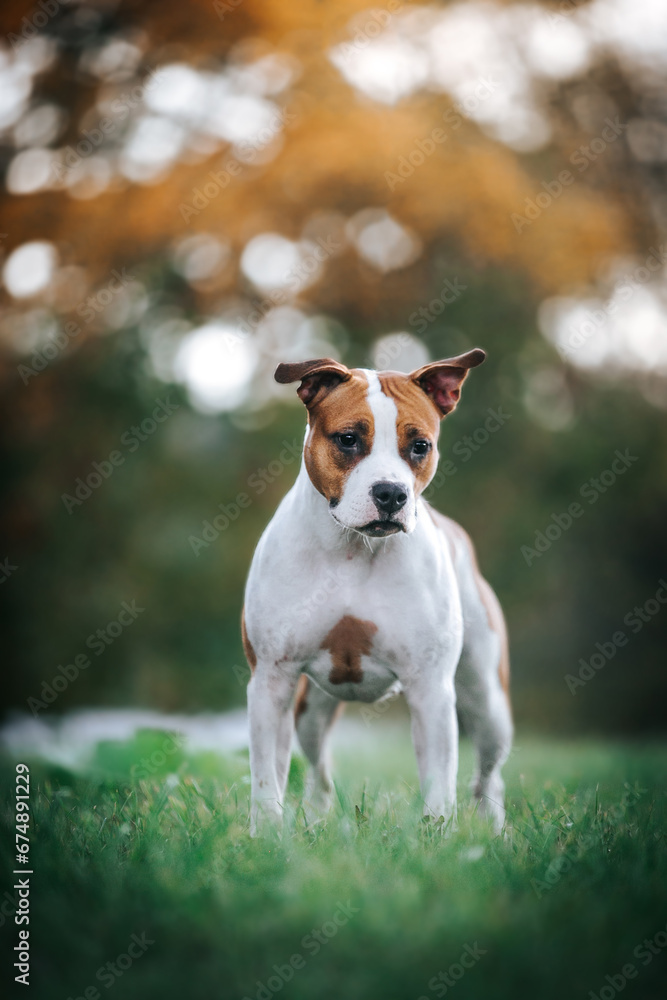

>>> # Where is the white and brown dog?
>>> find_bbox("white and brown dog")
[242,350,512,834]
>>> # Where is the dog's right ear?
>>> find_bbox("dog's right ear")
[274,358,352,407]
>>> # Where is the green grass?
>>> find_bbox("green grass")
[1,727,666,1000]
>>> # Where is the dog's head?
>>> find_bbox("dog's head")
[275,349,485,537]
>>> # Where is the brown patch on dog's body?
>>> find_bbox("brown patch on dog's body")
[321,614,378,684]
[426,506,511,699]
[294,674,309,719]
[477,574,510,697]
[303,371,375,505]
[378,372,441,494]
[241,607,257,673]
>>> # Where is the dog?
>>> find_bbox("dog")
[242,350,512,835]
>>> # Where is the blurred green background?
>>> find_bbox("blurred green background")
[1,0,666,736]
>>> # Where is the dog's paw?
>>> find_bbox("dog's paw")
[250,800,284,839]
[474,794,507,836]
[420,811,457,838]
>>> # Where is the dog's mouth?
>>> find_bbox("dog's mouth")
[358,519,404,537]
[330,510,405,537]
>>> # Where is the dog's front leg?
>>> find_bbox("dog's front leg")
[404,675,459,829]
[247,665,297,836]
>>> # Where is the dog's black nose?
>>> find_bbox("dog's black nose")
[371,481,408,515]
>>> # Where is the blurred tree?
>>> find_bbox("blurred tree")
[1,0,666,733]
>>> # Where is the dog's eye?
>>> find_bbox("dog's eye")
[412,439,431,457]
[336,432,358,450]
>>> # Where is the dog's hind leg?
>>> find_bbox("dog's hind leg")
[294,676,343,816]
[456,660,512,832]
[446,527,513,833]
[455,577,513,833]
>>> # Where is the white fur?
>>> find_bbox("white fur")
[244,375,512,834]
[331,371,417,534]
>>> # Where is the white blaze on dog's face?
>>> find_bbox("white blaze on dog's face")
[275,350,485,537]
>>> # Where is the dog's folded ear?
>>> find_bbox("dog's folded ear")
[274,358,352,406]
[410,349,486,417]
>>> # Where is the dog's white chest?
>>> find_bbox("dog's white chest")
[245,489,463,697]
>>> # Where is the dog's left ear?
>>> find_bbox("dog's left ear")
[410,348,486,417]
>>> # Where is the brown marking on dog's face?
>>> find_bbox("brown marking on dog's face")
[304,370,375,506]
[294,674,309,719]
[275,358,379,508]
[378,372,441,496]
[274,352,485,519]
[321,614,378,684]
[241,607,256,674]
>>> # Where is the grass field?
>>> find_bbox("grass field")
[1,722,666,1000]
